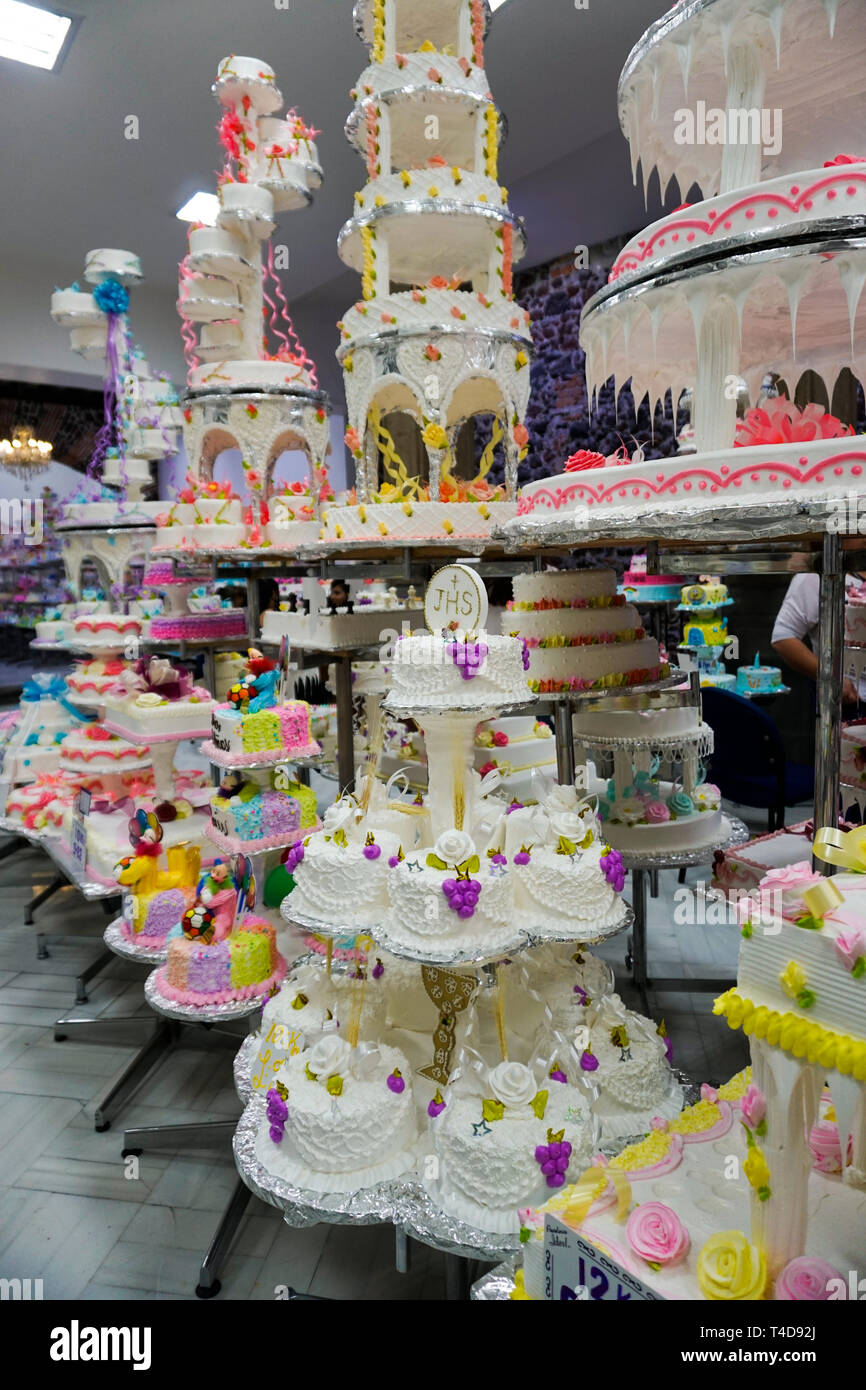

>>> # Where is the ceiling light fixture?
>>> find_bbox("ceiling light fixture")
[0,1,72,71]
[175,191,220,225]
[0,426,53,478]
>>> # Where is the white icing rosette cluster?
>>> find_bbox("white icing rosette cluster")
[433,828,476,867]
[308,1033,350,1080]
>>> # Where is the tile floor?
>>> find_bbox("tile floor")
[0,802,782,1301]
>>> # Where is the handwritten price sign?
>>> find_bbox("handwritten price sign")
[544,1217,661,1301]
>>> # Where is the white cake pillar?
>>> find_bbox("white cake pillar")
[420,711,482,842]
[682,748,698,796]
[720,43,768,195]
[238,228,265,363]
[693,297,740,454]
[612,747,633,797]
[749,1038,823,1285]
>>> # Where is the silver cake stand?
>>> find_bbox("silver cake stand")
[144,965,272,1024]
[103,915,168,964]
[282,901,635,968]
[233,1031,258,1106]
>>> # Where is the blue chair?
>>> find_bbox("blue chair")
[701,687,814,831]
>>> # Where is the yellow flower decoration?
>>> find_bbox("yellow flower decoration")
[428,185,440,197]
[514,350,528,370]
[326,1075,344,1097]
[697,1231,767,1301]
[743,1146,771,1200]
[421,422,448,451]
[400,170,412,187]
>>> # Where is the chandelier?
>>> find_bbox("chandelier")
[0,425,53,478]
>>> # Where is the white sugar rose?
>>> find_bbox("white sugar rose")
[434,829,476,865]
[549,810,586,843]
[488,1061,537,1110]
[323,798,358,839]
[546,784,579,816]
[134,692,163,707]
[308,1033,351,1080]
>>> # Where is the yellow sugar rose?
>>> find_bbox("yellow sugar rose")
[697,1231,767,1301]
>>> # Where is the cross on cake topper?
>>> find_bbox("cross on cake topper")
[424,563,488,636]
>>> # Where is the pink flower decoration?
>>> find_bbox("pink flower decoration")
[565,449,606,473]
[492,730,509,747]
[650,1116,668,1133]
[808,1117,849,1173]
[700,1083,719,1104]
[626,1202,690,1266]
[824,154,866,166]
[835,928,866,973]
[513,423,530,449]
[775,1256,845,1300]
[479,760,497,778]
[644,800,670,824]
[740,1083,767,1131]
[427,67,442,83]
[735,396,854,448]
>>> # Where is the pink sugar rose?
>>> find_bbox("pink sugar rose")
[739,1083,767,1132]
[626,1202,690,1267]
[834,927,866,973]
[644,800,670,824]
[775,1256,845,1300]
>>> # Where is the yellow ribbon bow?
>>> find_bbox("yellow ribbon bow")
[552,1165,632,1228]
[813,825,866,874]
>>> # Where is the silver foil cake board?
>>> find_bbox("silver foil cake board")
[104,917,167,965]
[382,698,536,720]
[536,668,686,707]
[494,494,863,550]
[144,967,267,1024]
[234,1032,257,1105]
[471,1260,521,1300]
[0,816,121,902]
[614,815,750,872]
[282,902,634,967]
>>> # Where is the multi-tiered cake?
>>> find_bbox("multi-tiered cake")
[51,251,179,529]
[168,58,331,554]
[506,568,669,694]
[322,0,533,543]
[512,0,866,534]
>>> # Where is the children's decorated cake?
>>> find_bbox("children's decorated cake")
[102,655,215,739]
[114,810,201,948]
[205,650,321,765]
[736,655,782,696]
[209,767,319,852]
[506,569,668,694]
[620,555,684,603]
[157,856,286,1006]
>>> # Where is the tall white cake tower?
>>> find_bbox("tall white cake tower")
[323,0,534,543]
[177,57,331,541]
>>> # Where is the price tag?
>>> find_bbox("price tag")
[70,815,88,874]
[544,1216,661,1302]
[77,788,92,817]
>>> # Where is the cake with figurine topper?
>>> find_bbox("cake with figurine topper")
[205,648,321,764]
[114,809,202,948]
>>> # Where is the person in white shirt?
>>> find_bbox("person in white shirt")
[772,573,866,709]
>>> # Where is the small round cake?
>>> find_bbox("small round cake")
[428,1060,596,1234]
[386,832,513,952]
[59,725,151,775]
[736,661,782,695]
[588,1008,671,1111]
[388,631,531,711]
[256,1034,418,1192]
[287,820,402,931]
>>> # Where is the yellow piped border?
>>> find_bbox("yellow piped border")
[713,989,866,1079]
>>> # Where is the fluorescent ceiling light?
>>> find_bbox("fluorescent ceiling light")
[0,1,72,70]
[176,192,220,225]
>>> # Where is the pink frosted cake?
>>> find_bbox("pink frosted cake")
[154,475,247,551]
[161,914,285,1005]
[59,724,151,774]
[149,608,248,641]
[841,721,866,787]
[73,613,143,649]
[66,659,130,706]
[208,699,320,764]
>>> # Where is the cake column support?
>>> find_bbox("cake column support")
[334,654,356,795]
[419,711,479,842]
[814,531,843,855]
[693,298,739,455]
[720,43,768,195]
[553,700,575,786]
[749,1038,822,1285]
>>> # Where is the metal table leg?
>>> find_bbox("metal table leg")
[122,1118,238,1154]
[195,1178,252,1299]
[814,532,844,863]
[395,1227,411,1274]
[0,835,24,862]
[91,1019,176,1131]
[75,947,114,1005]
[24,871,66,924]
[444,1252,472,1300]
[334,654,356,795]
[629,868,650,1014]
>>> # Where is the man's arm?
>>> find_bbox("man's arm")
[772,635,857,703]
